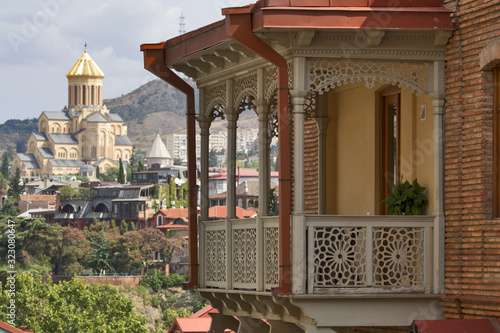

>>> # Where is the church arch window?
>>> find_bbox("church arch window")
[74,86,78,105]
[157,215,163,226]
[82,86,86,106]
[91,85,95,105]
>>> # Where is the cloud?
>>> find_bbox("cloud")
[0,0,251,124]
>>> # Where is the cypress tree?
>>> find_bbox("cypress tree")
[117,158,125,184]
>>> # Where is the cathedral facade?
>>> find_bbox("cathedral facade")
[11,47,133,177]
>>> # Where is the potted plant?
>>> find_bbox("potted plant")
[382,177,429,215]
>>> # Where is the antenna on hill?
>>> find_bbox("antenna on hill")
[179,12,186,35]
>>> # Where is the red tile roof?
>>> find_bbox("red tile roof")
[190,305,220,318]
[209,168,279,181]
[19,194,55,202]
[174,318,212,333]
[209,206,258,219]
[156,208,190,219]
[156,223,188,230]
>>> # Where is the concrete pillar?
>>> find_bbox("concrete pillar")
[226,110,239,219]
[199,118,212,222]
[291,89,308,295]
[291,57,309,295]
[256,99,270,215]
[430,60,445,294]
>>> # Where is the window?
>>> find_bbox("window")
[157,215,163,226]
[74,86,77,105]
[378,86,401,214]
[82,85,86,105]
[91,85,95,105]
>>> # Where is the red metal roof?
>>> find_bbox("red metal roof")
[412,319,500,333]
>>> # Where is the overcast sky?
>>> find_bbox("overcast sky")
[0,0,249,124]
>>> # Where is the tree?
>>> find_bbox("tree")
[129,221,136,231]
[0,199,19,217]
[137,160,145,172]
[117,158,125,184]
[0,273,149,332]
[59,185,79,200]
[1,153,9,179]
[120,220,128,234]
[51,227,90,275]
[111,231,143,274]
[95,165,101,179]
[99,167,119,182]
[86,231,114,273]
[7,168,23,199]
[209,149,218,168]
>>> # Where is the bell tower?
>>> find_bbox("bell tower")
[66,43,105,107]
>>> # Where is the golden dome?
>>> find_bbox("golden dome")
[66,45,105,78]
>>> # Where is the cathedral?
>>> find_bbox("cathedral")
[11,46,133,177]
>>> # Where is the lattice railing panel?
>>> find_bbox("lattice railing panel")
[205,229,227,285]
[264,227,279,288]
[373,227,425,288]
[307,215,434,294]
[313,227,367,287]
[233,228,257,286]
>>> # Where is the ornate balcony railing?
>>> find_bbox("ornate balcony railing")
[202,216,279,291]
[306,215,434,294]
[201,215,435,295]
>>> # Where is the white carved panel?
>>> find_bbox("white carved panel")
[313,227,367,287]
[205,230,227,285]
[264,62,293,102]
[233,74,257,107]
[264,227,279,288]
[232,228,257,286]
[373,227,425,287]
[205,83,227,117]
[309,60,430,95]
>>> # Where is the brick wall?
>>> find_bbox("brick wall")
[443,0,500,318]
[304,118,319,214]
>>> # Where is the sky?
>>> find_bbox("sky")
[0,0,250,124]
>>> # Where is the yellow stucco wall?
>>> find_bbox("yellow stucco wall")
[325,83,434,215]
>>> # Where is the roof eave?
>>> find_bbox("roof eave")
[141,20,230,65]
[252,6,454,31]
[143,4,452,68]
